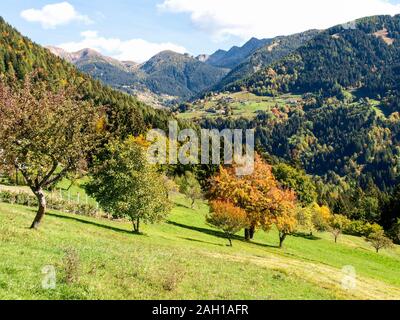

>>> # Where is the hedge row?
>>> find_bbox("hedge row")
[0,190,99,217]
[343,220,383,237]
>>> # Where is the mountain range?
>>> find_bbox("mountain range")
[47,31,320,106]
[47,46,229,105]
[201,37,272,69]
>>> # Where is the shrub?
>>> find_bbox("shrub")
[62,248,80,284]
[344,220,383,237]
[162,264,185,292]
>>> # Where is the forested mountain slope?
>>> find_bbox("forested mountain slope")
[194,16,400,225]
[137,50,229,98]
[217,30,320,90]
[232,15,400,102]
[0,17,173,137]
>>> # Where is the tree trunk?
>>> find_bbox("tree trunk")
[191,199,195,209]
[228,237,232,247]
[249,225,255,240]
[244,228,250,241]
[245,224,256,241]
[279,233,286,248]
[30,189,46,229]
[133,218,140,233]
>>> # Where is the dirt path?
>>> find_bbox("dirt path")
[202,251,400,300]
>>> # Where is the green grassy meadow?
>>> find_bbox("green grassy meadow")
[177,92,302,120]
[1,193,399,300]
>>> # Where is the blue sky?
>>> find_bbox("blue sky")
[2,0,400,62]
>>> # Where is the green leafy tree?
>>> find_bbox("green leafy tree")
[389,219,400,244]
[86,137,172,233]
[0,75,100,229]
[329,214,351,243]
[273,163,317,206]
[176,172,203,208]
[366,230,394,253]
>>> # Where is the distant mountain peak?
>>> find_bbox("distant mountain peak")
[196,54,210,63]
[205,37,272,69]
[47,46,134,71]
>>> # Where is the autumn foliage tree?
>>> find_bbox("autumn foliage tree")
[207,201,249,246]
[312,204,332,232]
[0,75,101,229]
[268,188,297,247]
[208,154,298,247]
[296,203,332,235]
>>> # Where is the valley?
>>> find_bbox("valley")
[1,8,400,302]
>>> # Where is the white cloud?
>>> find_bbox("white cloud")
[158,0,400,41]
[21,2,93,29]
[58,30,187,63]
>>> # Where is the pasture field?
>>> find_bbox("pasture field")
[1,194,399,300]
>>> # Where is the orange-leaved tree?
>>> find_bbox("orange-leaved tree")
[208,153,298,245]
[267,187,297,247]
[207,201,249,246]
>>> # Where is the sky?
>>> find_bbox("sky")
[1,0,400,62]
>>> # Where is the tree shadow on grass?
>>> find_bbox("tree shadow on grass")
[167,221,279,249]
[46,212,141,236]
[292,232,321,241]
[174,203,195,210]
[179,237,225,247]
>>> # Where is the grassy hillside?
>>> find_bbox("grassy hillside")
[177,92,301,120]
[1,194,399,300]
